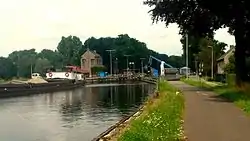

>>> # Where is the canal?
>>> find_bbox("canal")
[0,82,155,141]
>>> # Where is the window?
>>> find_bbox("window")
[91,59,95,65]
[82,59,86,66]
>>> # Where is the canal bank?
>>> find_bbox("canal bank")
[0,82,155,141]
[0,76,149,98]
[94,80,185,141]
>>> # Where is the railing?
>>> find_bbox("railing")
[140,77,158,84]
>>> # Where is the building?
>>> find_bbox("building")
[81,48,103,76]
[217,45,235,74]
[180,67,191,75]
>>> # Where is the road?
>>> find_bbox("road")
[169,81,250,141]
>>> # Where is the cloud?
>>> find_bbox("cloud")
[0,0,234,57]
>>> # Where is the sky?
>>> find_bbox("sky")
[0,0,236,57]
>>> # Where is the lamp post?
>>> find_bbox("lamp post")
[185,33,189,79]
[115,58,118,75]
[124,55,131,76]
[30,64,33,78]
[129,62,135,73]
[208,45,214,79]
[106,49,115,76]
[195,55,198,79]
[140,58,145,74]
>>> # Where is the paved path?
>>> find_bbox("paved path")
[169,81,250,141]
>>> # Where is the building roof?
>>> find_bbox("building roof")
[217,46,235,62]
[81,48,101,58]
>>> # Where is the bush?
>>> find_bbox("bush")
[226,74,236,86]
[207,77,214,81]
[214,74,226,83]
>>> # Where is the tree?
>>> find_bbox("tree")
[57,36,83,66]
[224,55,235,74]
[80,34,170,73]
[167,55,184,68]
[0,57,17,79]
[197,37,227,76]
[144,0,250,85]
[38,49,63,69]
[180,35,203,71]
[180,35,226,74]
[34,58,52,75]
[8,49,37,77]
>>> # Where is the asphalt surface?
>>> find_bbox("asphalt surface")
[169,81,250,141]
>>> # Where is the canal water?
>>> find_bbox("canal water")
[0,82,155,141]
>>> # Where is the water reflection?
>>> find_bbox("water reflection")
[0,82,155,141]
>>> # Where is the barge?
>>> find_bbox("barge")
[0,66,87,98]
[0,80,84,98]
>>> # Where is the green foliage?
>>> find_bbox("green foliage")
[38,49,63,69]
[8,49,37,77]
[81,34,184,72]
[167,55,184,68]
[180,35,226,72]
[57,36,83,66]
[34,58,52,75]
[91,66,107,74]
[0,57,17,79]
[118,81,184,141]
[143,0,250,84]
[182,78,214,89]
[226,74,236,86]
[224,55,235,74]
[197,37,227,75]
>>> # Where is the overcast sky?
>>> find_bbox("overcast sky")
[0,0,235,57]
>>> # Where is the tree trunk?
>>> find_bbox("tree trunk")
[234,21,248,86]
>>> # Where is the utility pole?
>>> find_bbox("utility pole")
[140,58,145,74]
[30,64,33,78]
[17,54,20,78]
[115,58,118,75]
[124,55,131,76]
[185,33,189,78]
[129,62,135,73]
[106,49,115,76]
[195,58,198,79]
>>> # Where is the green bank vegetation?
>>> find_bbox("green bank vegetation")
[118,81,185,141]
[182,78,250,114]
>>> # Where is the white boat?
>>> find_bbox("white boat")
[46,66,88,81]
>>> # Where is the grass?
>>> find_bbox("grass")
[0,79,5,84]
[0,77,29,84]
[118,80,185,141]
[181,78,213,89]
[182,78,250,114]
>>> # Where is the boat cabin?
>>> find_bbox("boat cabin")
[46,66,88,81]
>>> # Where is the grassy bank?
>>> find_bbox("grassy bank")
[0,78,29,84]
[0,79,5,84]
[182,78,250,114]
[118,80,185,141]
